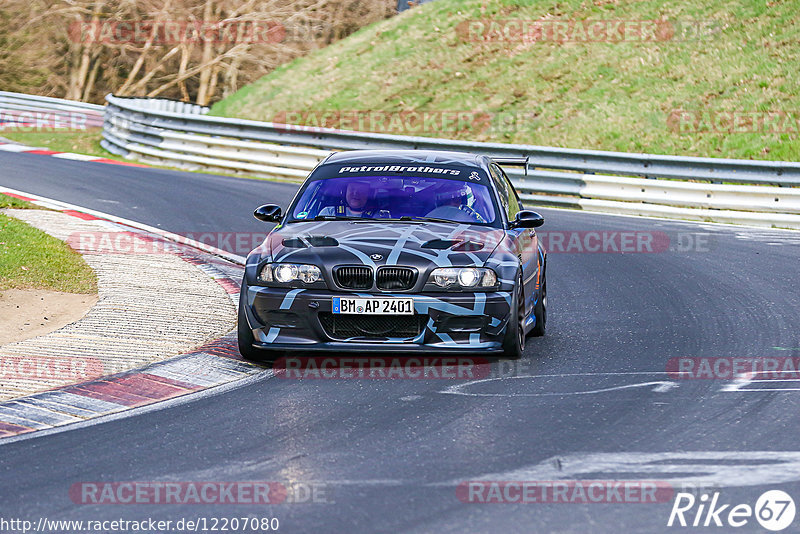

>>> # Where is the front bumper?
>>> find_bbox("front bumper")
[242,285,513,353]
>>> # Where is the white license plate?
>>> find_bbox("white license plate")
[332,297,414,315]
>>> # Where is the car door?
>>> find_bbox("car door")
[489,164,537,318]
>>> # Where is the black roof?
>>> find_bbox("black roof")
[322,149,485,167]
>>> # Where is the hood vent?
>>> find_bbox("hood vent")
[282,236,339,248]
[421,239,459,250]
[306,236,339,247]
[422,239,483,251]
[452,240,484,251]
[282,238,307,248]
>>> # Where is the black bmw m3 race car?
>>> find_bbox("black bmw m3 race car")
[238,149,547,360]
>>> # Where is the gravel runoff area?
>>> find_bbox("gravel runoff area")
[0,208,237,402]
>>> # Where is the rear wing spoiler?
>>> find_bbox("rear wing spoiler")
[493,157,529,176]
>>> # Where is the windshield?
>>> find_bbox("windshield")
[288,175,498,225]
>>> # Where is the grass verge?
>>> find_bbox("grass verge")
[0,194,97,293]
[211,0,800,162]
[0,128,114,158]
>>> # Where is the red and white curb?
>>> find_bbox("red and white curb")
[0,333,266,438]
[0,189,263,440]
[0,141,149,168]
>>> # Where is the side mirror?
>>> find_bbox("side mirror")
[510,210,544,229]
[254,204,282,223]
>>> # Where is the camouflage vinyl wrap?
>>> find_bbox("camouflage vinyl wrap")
[240,150,545,354]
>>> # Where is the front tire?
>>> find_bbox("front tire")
[502,276,525,359]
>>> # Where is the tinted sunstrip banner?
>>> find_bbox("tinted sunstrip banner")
[337,165,463,176]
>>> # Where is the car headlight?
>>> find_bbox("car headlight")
[428,267,498,290]
[259,263,322,285]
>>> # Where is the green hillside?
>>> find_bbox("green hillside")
[210,0,800,161]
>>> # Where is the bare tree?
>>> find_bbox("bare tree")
[0,0,396,105]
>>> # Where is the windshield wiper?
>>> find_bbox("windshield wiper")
[310,215,362,221]
[373,217,425,223]
[404,216,457,224]
[307,215,458,224]
[369,216,458,224]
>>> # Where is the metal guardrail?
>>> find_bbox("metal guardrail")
[0,91,104,112]
[101,94,800,229]
[103,96,210,115]
[102,95,331,181]
[3,91,800,229]
[0,91,105,129]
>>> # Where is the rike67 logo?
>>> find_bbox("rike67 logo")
[668,490,796,531]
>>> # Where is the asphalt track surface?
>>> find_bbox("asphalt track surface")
[2,150,800,533]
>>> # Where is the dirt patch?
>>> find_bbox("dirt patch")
[0,289,97,346]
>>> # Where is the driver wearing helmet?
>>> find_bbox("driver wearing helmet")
[318,181,388,218]
[426,183,486,223]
